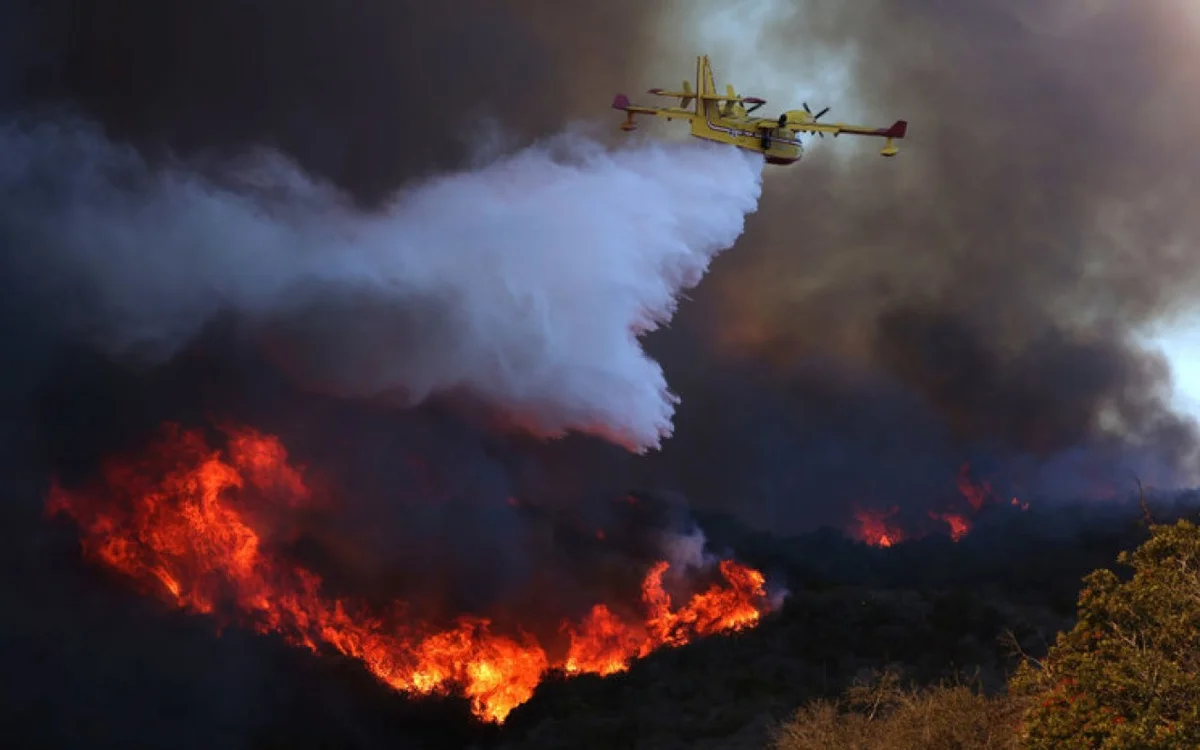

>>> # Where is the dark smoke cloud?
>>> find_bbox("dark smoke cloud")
[11,0,559,202]
[628,0,1200,528]
[2,0,1196,537]
[7,0,669,201]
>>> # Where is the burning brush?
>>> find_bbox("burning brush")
[45,422,776,723]
[850,464,1031,548]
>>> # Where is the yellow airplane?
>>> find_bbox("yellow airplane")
[612,55,907,164]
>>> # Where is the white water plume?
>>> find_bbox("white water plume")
[0,120,763,452]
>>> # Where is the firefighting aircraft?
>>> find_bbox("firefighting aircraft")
[612,55,907,164]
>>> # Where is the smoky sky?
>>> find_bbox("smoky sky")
[628,0,1200,527]
[4,0,671,200]
[7,0,554,201]
[3,0,1200,537]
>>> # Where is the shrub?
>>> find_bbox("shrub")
[772,669,1023,750]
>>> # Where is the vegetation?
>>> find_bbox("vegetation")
[494,506,1200,749]
[766,517,1200,750]
[1010,518,1200,749]
[772,670,1023,750]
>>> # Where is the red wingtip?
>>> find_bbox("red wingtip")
[612,93,631,110]
[886,120,908,139]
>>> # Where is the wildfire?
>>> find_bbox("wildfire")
[852,464,1030,547]
[45,423,771,724]
[852,506,905,548]
[928,511,971,542]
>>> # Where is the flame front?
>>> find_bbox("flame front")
[45,424,771,723]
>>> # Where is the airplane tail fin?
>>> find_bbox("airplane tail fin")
[696,55,716,117]
[697,55,716,97]
[722,83,739,116]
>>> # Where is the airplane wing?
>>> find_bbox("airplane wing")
[612,93,697,131]
[838,120,908,139]
[611,93,663,115]
[648,88,764,105]
[793,119,908,140]
[646,88,692,99]
[788,119,908,156]
[698,94,765,104]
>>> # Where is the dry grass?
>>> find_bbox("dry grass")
[771,669,1026,750]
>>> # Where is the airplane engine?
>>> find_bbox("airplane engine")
[781,109,809,125]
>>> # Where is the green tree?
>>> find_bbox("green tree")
[1010,519,1200,749]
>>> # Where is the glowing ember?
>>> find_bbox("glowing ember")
[928,511,971,542]
[852,464,1031,547]
[45,423,771,724]
[852,506,905,547]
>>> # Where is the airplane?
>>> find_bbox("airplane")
[611,55,907,164]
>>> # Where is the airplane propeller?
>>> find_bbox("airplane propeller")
[802,102,831,137]
[803,102,830,120]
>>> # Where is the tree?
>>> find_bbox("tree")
[1010,519,1200,749]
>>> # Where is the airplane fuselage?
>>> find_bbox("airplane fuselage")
[689,113,803,165]
[645,107,803,164]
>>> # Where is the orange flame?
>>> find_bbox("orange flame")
[928,511,971,542]
[852,464,1031,546]
[852,506,905,547]
[45,423,771,723]
[560,561,765,676]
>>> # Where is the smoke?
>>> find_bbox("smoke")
[3,0,1197,529]
[660,525,715,576]
[0,119,762,453]
[2,2,1195,742]
[618,0,1200,527]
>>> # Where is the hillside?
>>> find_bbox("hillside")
[493,495,1200,749]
